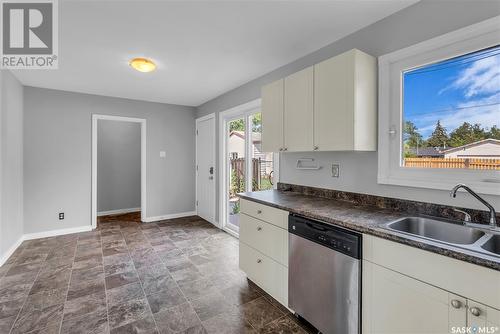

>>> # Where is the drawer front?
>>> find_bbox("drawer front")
[240,199,288,229]
[239,242,287,305]
[240,213,288,266]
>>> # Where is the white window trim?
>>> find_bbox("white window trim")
[218,98,280,236]
[378,16,500,196]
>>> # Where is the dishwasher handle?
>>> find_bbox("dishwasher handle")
[306,221,328,231]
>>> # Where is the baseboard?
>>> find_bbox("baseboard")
[143,211,197,223]
[0,235,24,267]
[97,207,141,216]
[0,225,94,267]
[0,211,198,265]
[23,225,93,241]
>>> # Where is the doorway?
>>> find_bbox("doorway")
[219,99,278,236]
[196,113,216,225]
[91,115,146,229]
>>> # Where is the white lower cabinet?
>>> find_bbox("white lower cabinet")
[363,260,464,334]
[467,300,500,328]
[240,213,287,265]
[239,200,289,308]
[363,235,500,334]
[239,242,287,305]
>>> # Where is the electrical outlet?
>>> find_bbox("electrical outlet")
[59,212,64,220]
[331,164,340,178]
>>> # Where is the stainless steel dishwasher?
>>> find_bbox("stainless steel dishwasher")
[288,214,361,334]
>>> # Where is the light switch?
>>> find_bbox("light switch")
[160,151,166,158]
[331,164,340,178]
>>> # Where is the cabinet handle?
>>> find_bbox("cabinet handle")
[257,210,262,214]
[314,146,319,151]
[469,307,481,317]
[257,259,262,264]
[257,226,262,231]
[450,300,462,309]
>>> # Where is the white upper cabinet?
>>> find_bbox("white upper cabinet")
[261,79,284,153]
[261,49,377,152]
[284,66,314,152]
[314,49,376,151]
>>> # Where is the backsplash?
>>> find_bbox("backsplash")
[277,182,499,225]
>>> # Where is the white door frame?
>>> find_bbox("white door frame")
[91,114,147,229]
[219,99,263,237]
[195,113,217,226]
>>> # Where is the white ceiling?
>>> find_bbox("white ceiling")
[12,0,417,106]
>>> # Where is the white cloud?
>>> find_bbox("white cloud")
[415,99,500,138]
[451,53,500,98]
[413,50,500,137]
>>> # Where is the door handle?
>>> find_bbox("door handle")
[209,167,214,175]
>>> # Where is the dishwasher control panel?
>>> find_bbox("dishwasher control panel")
[289,214,361,259]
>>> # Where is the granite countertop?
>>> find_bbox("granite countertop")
[238,189,500,271]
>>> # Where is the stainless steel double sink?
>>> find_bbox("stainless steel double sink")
[383,217,500,257]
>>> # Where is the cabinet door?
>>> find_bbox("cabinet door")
[239,213,287,266]
[363,261,452,334]
[449,294,467,330]
[314,51,353,151]
[468,300,500,328]
[284,67,313,152]
[239,242,286,305]
[261,79,284,152]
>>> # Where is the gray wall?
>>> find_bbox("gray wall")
[196,0,500,219]
[97,120,141,213]
[0,71,24,261]
[24,87,196,234]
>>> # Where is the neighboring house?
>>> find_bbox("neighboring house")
[228,131,273,174]
[441,139,500,159]
[408,147,444,158]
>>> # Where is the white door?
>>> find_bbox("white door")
[196,115,215,224]
[220,100,279,237]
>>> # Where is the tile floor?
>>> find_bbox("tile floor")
[0,215,314,333]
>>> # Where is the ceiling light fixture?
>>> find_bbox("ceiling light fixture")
[129,57,156,73]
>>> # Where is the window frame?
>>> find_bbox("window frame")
[218,98,280,237]
[378,16,500,195]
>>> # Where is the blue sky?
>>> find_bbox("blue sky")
[403,45,500,139]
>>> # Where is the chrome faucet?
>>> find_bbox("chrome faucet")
[450,184,497,229]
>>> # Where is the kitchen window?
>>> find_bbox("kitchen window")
[378,17,500,195]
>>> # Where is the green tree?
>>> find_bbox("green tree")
[229,119,245,131]
[252,113,262,132]
[229,114,262,132]
[449,122,487,147]
[403,121,424,148]
[426,120,449,148]
[487,125,500,140]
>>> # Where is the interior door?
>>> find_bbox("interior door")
[196,116,215,224]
